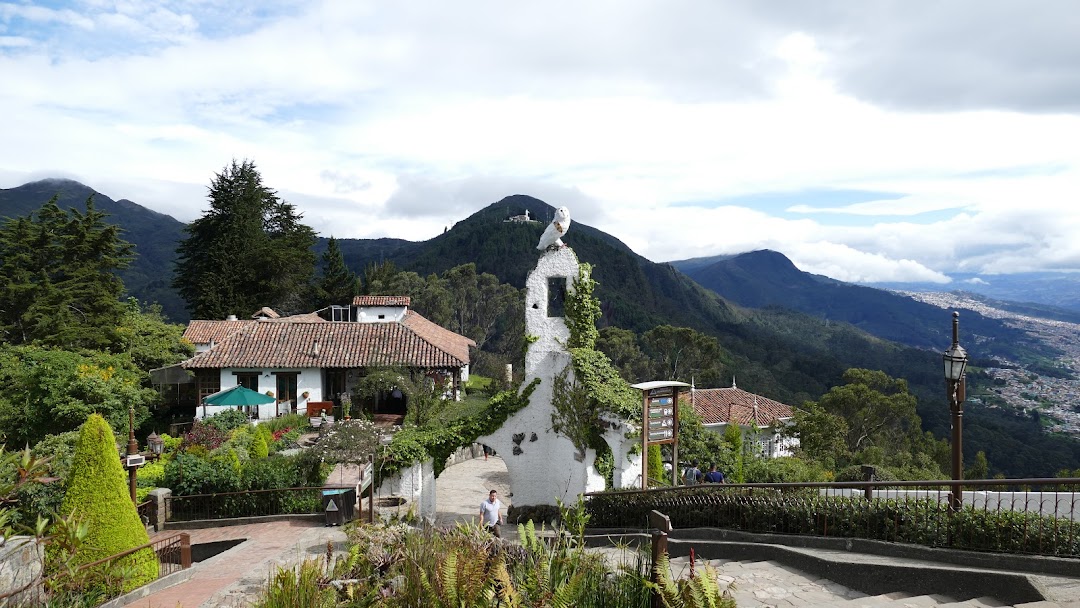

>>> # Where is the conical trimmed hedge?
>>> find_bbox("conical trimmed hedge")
[60,414,158,593]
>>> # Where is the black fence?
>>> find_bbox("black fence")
[165,486,330,521]
[585,478,1080,558]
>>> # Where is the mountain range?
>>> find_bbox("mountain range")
[3,178,1079,477]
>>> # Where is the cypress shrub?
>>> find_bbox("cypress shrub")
[57,414,158,593]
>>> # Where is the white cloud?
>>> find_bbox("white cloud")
[1,1,1079,284]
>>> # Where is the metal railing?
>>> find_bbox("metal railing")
[165,486,327,521]
[18,533,191,606]
[585,478,1080,558]
[137,499,157,530]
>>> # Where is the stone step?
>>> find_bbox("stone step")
[894,595,959,607]
[842,591,913,607]
[667,556,867,606]
[937,596,1009,608]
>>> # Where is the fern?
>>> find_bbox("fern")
[489,559,522,607]
[440,552,459,607]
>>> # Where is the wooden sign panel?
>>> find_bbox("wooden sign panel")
[645,387,677,445]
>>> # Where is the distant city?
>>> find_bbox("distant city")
[902,291,1080,437]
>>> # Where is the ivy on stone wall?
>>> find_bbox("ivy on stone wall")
[550,367,594,462]
[549,262,643,487]
[564,263,600,350]
[378,378,540,483]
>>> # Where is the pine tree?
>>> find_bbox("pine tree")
[57,414,157,592]
[314,236,358,307]
[0,197,133,350]
[174,160,316,319]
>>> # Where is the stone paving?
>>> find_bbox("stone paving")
[123,456,1080,607]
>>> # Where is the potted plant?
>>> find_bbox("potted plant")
[340,393,352,420]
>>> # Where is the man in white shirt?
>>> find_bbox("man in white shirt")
[479,489,503,537]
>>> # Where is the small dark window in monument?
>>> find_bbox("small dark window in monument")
[547,277,566,317]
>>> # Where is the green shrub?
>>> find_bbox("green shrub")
[262,413,310,434]
[160,432,182,452]
[136,460,166,487]
[53,414,158,593]
[250,432,270,460]
[204,408,250,433]
[164,452,243,496]
[252,558,335,608]
[585,487,1080,557]
[746,457,830,483]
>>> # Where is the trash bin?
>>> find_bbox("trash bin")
[321,488,356,526]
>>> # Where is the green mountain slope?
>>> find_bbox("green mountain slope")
[0,179,188,320]
[337,195,740,335]
[672,249,1056,363]
[4,181,1077,476]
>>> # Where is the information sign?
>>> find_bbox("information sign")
[644,387,677,445]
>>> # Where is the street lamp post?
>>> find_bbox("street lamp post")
[943,311,969,513]
[127,404,139,504]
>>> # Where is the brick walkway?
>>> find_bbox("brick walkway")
[128,457,506,607]
[137,520,347,608]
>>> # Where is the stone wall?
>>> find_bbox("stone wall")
[478,247,613,507]
[376,458,436,522]
[0,536,43,605]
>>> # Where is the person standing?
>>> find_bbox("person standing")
[683,461,703,485]
[480,489,504,537]
[703,463,726,483]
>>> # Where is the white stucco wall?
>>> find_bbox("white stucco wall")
[375,459,436,522]
[601,417,644,489]
[356,305,408,323]
[477,247,612,507]
[703,422,800,459]
[211,368,323,417]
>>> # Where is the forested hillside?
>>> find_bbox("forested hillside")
[4,180,1079,477]
[0,179,187,320]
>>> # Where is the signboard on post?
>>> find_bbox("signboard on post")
[632,381,690,489]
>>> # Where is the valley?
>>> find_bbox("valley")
[903,290,1080,439]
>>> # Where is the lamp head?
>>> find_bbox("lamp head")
[943,311,969,382]
[147,431,164,455]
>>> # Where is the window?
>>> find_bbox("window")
[547,277,566,317]
[234,372,259,391]
[195,370,220,402]
[330,306,350,322]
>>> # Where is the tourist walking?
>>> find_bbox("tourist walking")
[703,463,726,483]
[480,489,504,537]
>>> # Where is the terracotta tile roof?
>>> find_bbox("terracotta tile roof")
[181,311,471,370]
[353,295,411,307]
[183,313,327,345]
[402,310,475,364]
[183,320,254,345]
[683,387,794,427]
[252,307,280,318]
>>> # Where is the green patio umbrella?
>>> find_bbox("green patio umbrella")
[201,385,276,419]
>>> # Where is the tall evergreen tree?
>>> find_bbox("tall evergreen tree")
[174,160,316,319]
[314,236,358,307]
[0,197,133,350]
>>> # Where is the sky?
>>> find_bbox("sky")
[2,1,1080,285]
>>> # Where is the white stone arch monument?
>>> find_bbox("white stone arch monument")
[477,247,641,509]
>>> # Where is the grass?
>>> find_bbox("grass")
[431,393,492,427]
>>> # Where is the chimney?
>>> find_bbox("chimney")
[226,314,238,321]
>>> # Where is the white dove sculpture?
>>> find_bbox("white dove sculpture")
[536,206,571,250]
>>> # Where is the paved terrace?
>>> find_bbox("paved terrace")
[118,457,1080,607]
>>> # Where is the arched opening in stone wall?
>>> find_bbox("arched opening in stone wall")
[434,447,511,528]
